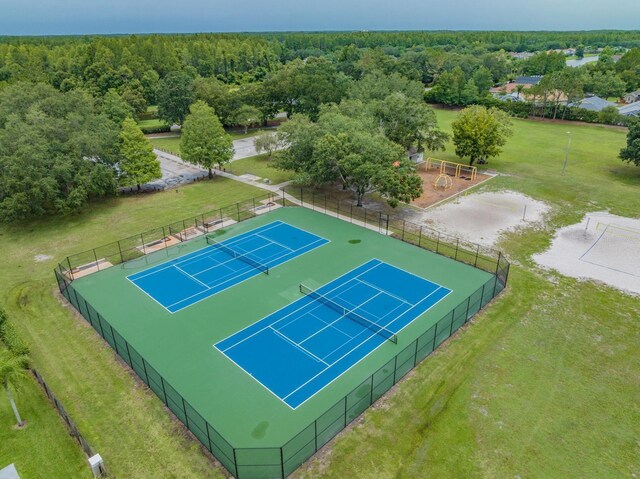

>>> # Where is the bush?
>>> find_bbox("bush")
[0,308,30,357]
[140,124,171,134]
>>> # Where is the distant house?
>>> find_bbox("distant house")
[618,101,640,117]
[515,76,543,86]
[509,51,535,60]
[489,80,535,99]
[571,96,616,112]
[623,91,640,104]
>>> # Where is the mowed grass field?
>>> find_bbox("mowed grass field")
[0,111,638,478]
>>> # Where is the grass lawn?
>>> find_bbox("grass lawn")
[149,135,181,155]
[137,118,168,130]
[2,110,639,478]
[228,154,294,184]
[0,355,89,478]
[0,178,265,478]
[293,110,640,478]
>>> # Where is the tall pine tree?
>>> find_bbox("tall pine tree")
[118,118,161,191]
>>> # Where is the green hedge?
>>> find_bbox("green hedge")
[141,124,172,134]
[0,308,30,358]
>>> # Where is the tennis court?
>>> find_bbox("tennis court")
[128,221,328,312]
[216,259,451,408]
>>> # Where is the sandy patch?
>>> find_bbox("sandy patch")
[533,211,640,295]
[422,191,551,247]
[34,254,53,262]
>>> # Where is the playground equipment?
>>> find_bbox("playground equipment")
[433,173,453,190]
[423,157,477,181]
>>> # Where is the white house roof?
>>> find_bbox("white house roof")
[618,101,640,116]
[573,96,616,112]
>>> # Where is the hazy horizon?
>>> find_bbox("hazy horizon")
[2,0,639,36]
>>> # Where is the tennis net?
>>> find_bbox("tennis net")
[206,235,269,275]
[299,284,397,344]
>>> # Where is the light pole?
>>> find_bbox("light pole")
[561,131,572,175]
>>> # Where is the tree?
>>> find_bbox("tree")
[181,101,233,178]
[347,71,424,102]
[598,106,623,125]
[620,119,640,167]
[254,132,281,159]
[0,83,118,221]
[193,76,234,125]
[522,51,566,75]
[157,71,194,126]
[233,104,261,134]
[576,45,585,59]
[472,66,494,93]
[102,89,134,125]
[118,118,161,191]
[276,108,423,207]
[374,93,449,152]
[452,105,513,165]
[0,350,29,427]
[587,71,626,99]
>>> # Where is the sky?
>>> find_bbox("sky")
[1,0,639,36]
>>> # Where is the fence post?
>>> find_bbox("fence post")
[401,221,405,241]
[93,249,99,271]
[393,355,398,384]
[159,376,169,405]
[280,447,285,479]
[300,187,304,205]
[436,233,440,253]
[413,339,419,367]
[418,226,422,248]
[118,240,124,264]
[312,192,315,210]
[324,195,327,213]
[344,397,348,427]
[369,373,375,406]
[236,202,240,221]
[454,238,459,260]
[140,234,147,255]
[182,398,190,429]
[314,420,318,451]
[474,244,480,267]
[350,204,353,223]
[233,448,239,478]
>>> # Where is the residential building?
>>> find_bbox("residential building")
[618,101,640,117]
[624,91,640,104]
[571,96,616,112]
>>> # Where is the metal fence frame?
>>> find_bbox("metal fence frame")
[54,189,510,479]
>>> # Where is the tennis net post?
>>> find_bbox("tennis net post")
[206,235,269,275]
[299,284,397,344]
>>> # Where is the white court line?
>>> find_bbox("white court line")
[255,232,294,252]
[355,278,412,306]
[283,285,453,407]
[165,228,330,313]
[129,221,285,281]
[269,327,329,366]
[174,265,210,289]
[218,264,382,353]
[299,291,384,354]
[307,311,354,339]
[214,258,453,410]
[191,242,273,278]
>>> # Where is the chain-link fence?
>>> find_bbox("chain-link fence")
[55,189,510,478]
[32,369,108,476]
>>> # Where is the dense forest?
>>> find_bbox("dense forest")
[1,31,639,221]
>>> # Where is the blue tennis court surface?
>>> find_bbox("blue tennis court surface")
[216,259,452,408]
[128,221,328,313]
